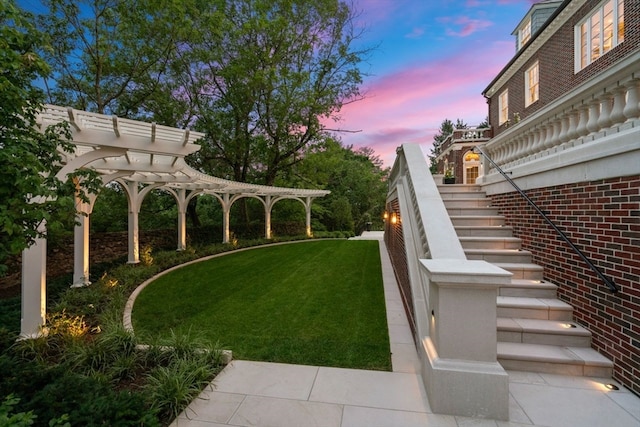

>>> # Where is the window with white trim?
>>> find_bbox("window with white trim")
[575,0,624,72]
[525,61,539,107]
[519,19,532,49]
[498,90,509,125]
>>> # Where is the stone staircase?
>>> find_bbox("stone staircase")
[438,183,613,378]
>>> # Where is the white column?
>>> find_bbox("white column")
[305,197,312,237]
[176,189,187,251]
[128,209,140,264]
[72,204,91,287]
[222,193,230,244]
[264,195,272,240]
[20,224,47,339]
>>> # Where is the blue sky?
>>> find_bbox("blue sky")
[19,0,538,167]
[336,0,538,166]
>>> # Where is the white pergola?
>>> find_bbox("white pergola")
[20,105,329,338]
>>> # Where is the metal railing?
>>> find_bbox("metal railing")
[475,146,619,293]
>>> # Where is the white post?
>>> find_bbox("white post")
[20,224,48,339]
[72,204,91,287]
[176,189,187,251]
[305,197,312,237]
[265,195,272,239]
[222,193,230,244]
[420,259,511,420]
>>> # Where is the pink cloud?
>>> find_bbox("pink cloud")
[445,16,493,37]
[405,27,425,39]
[331,40,514,167]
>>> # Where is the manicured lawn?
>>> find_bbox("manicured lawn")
[132,240,391,371]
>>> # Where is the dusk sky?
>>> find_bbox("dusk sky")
[337,0,538,167]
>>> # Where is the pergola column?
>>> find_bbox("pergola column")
[175,189,188,251]
[305,196,313,237]
[265,195,272,239]
[20,221,47,339]
[72,201,91,287]
[222,193,231,244]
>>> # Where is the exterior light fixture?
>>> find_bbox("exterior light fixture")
[605,383,619,390]
[561,323,577,329]
[383,211,388,220]
[391,213,398,224]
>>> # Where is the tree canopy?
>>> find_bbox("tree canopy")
[0,0,98,275]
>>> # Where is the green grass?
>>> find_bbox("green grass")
[132,240,391,371]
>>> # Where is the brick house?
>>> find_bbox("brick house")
[479,0,639,394]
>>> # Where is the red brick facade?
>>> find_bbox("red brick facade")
[490,176,640,394]
[488,0,640,137]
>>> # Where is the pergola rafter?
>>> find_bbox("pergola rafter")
[20,105,329,338]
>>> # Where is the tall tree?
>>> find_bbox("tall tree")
[287,139,389,233]
[184,0,370,185]
[0,1,98,275]
[35,0,191,120]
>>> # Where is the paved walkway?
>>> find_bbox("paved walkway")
[171,232,640,427]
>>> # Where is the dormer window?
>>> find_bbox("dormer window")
[519,19,532,49]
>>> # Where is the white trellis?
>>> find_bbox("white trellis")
[20,105,329,338]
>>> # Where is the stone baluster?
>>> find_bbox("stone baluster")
[609,86,627,125]
[524,128,536,156]
[575,103,590,137]
[546,117,561,149]
[558,111,570,144]
[586,99,601,134]
[532,123,544,157]
[597,91,613,130]
[623,79,640,121]
[566,109,579,141]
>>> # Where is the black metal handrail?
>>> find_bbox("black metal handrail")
[475,146,619,293]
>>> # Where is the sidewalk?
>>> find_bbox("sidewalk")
[171,232,640,427]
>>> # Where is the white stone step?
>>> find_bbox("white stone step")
[459,236,522,250]
[455,225,515,237]
[450,215,506,226]
[497,318,592,347]
[447,206,501,216]
[494,262,544,280]
[497,342,613,377]
[465,248,533,264]
[443,198,492,208]
[499,279,558,298]
[437,185,486,199]
[497,296,573,320]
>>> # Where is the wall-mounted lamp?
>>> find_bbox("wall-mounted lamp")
[391,212,398,224]
[383,211,388,220]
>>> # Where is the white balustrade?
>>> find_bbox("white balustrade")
[483,54,640,173]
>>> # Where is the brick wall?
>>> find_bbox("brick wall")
[489,0,640,136]
[490,176,640,394]
[384,199,416,338]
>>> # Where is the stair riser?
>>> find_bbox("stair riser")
[447,208,500,216]
[443,199,491,208]
[451,217,506,226]
[497,307,573,321]
[499,288,557,298]
[498,331,591,347]
[460,240,522,250]
[455,227,514,237]
[466,252,533,264]
[498,267,544,281]
[497,359,612,378]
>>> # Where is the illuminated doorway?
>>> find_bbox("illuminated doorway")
[464,151,480,184]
